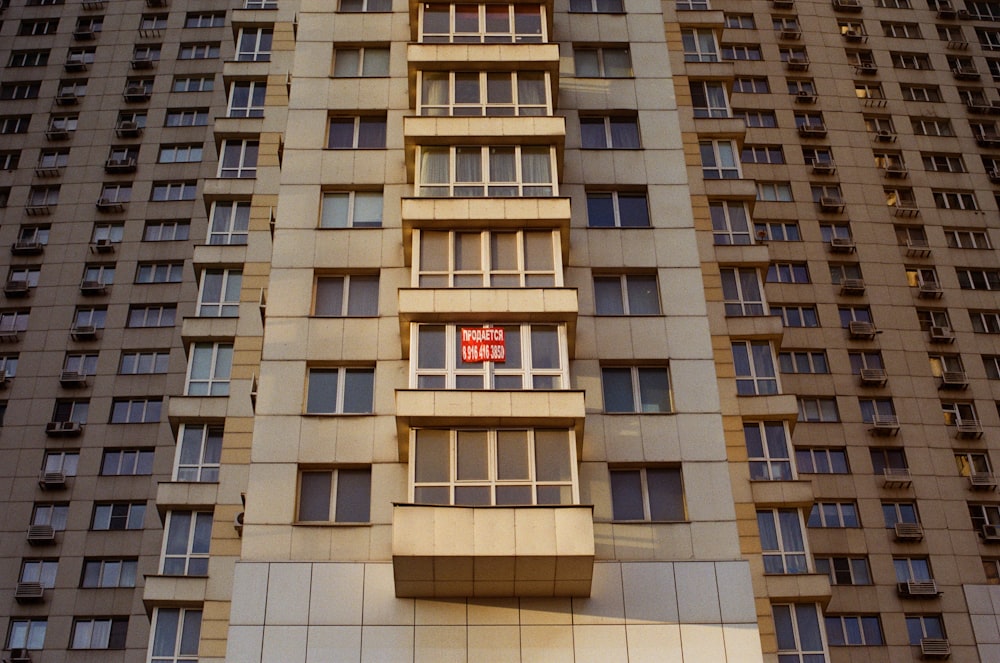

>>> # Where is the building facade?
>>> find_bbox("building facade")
[2,0,1000,662]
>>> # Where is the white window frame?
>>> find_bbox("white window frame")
[185,342,233,396]
[63,352,98,375]
[149,608,202,663]
[20,559,58,588]
[416,145,556,197]
[161,511,212,575]
[83,264,115,285]
[815,557,871,585]
[172,77,214,93]
[0,310,30,332]
[150,181,197,201]
[757,182,793,201]
[136,263,184,284]
[208,201,250,245]
[158,144,203,164]
[218,139,259,178]
[110,399,162,424]
[412,322,567,389]
[681,28,719,62]
[92,502,146,530]
[144,220,190,242]
[732,340,779,395]
[7,619,47,650]
[178,43,220,60]
[933,190,978,210]
[795,448,849,474]
[972,310,1000,333]
[119,351,170,375]
[419,3,546,43]
[411,428,579,506]
[710,200,752,244]
[767,262,809,283]
[128,305,176,328]
[421,70,552,117]
[700,140,740,179]
[31,503,68,530]
[721,267,765,316]
[808,501,859,528]
[690,80,730,118]
[798,397,840,422]
[414,228,560,287]
[100,450,154,476]
[744,421,792,480]
[175,424,223,482]
[197,269,242,317]
[757,509,808,573]
[227,80,266,118]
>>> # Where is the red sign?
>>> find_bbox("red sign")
[460,327,505,363]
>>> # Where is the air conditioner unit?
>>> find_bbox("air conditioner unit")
[234,511,245,536]
[3,279,30,296]
[894,522,924,541]
[79,280,107,295]
[848,320,877,339]
[876,130,896,141]
[91,238,115,253]
[45,127,70,140]
[812,160,836,174]
[59,370,87,386]
[956,420,984,438]
[70,323,97,340]
[860,368,888,385]
[0,329,20,342]
[55,92,79,105]
[929,326,955,342]
[918,282,943,298]
[939,371,968,389]
[116,120,141,138]
[14,581,45,603]
[983,524,1000,540]
[95,197,125,211]
[26,524,55,544]
[870,414,900,435]
[883,467,912,487]
[829,237,855,251]
[819,196,843,211]
[969,472,997,489]
[898,580,940,597]
[11,239,44,255]
[780,29,801,40]
[958,9,971,18]
[920,638,951,659]
[8,647,32,663]
[45,420,82,436]
[840,278,866,295]
[38,470,66,489]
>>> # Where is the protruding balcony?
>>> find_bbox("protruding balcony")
[391,504,595,598]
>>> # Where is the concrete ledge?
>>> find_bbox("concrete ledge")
[750,479,815,508]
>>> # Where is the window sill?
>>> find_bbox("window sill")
[601,411,673,415]
[293,521,372,527]
[302,412,374,417]
[607,519,688,524]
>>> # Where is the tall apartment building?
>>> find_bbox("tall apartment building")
[4,0,1000,662]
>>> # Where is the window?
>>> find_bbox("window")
[945,228,991,248]
[796,448,849,474]
[0,151,21,171]
[808,502,859,528]
[690,81,730,118]
[110,399,162,424]
[28,185,59,207]
[958,269,1000,290]
[185,343,233,396]
[574,46,632,77]
[815,557,871,585]
[581,116,640,149]
[721,267,765,316]
[227,81,266,118]
[745,421,792,480]
[838,306,872,327]
[725,14,755,29]
[883,21,921,38]
[139,13,167,32]
[131,45,161,66]
[306,367,375,414]
[825,616,883,646]
[92,503,146,531]
[970,503,1000,533]
[911,118,953,136]
[245,0,278,7]
[895,225,927,248]
[773,604,827,663]
[128,305,176,328]
[313,275,378,316]
[902,85,941,102]
[757,182,793,202]
[419,144,556,196]
[63,353,97,376]
[922,155,966,175]
[151,182,197,201]
[602,366,671,413]
[1,81,41,100]
[733,77,769,93]
[819,224,852,244]
[117,111,147,130]
[70,618,128,650]
[73,307,105,331]
[52,400,88,424]
[610,467,684,521]
[119,351,170,375]
[417,228,558,287]
[136,263,184,284]
[0,115,31,134]
[328,116,387,149]
[8,50,49,67]
[101,449,154,476]
[771,305,818,328]
[742,145,784,164]
[6,619,46,650]
[420,70,550,117]
[934,190,978,210]
[165,109,210,127]
[333,46,388,76]
[710,201,751,245]
[700,140,739,178]
[906,615,945,646]
[570,0,623,9]
[150,608,202,663]
[798,397,840,422]
[859,398,895,424]
[185,12,225,27]
[779,351,829,374]
[732,341,778,395]
[722,44,763,61]
[586,191,649,228]
[829,263,862,286]
[19,19,59,35]
[681,29,719,62]
[892,52,932,69]
[208,201,250,245]
[198,269,242,317]
[419,4,544,43]
[32,503,69,530]
[298,468,372,522]
[985,356,1000,379]
[848,351,883,376]
[7,267,40,289]
[971,310,1000,333]
[144,221,191,242]
[594,274,660,315]
[758,509,807,573]
[984,559,1000,584]
[0,354,18,378]
[956,451,993,477]
[756,222,801,242]
[0,309,30,334]
[158,144,203,164]
[876,0,910,5]
[316,190,385,229]
[341,0,392,10]
[864,514,915,551]
[413,428,577,506]
[176,425,222,482]
[917,308,951,331]
[736,110,778,127]
[20,559,58,589]
[37,150,69,172]
[162,511,212,575]
[178,43,220,59]
[218,139,259,178]
[767,262,809,284]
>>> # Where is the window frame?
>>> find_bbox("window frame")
[416,145,556,197]
[149,608,202,663]
[161,510,213,575]
[175,424,223,482]
[306,366,376,414]
[296,467,372,523]
[593,274,661,315]
[601,365,672,413]
[197,269,242,317]
[609,466,685,522]
[414,228,560,287]
[320,191,384,228]
[185,342,234,396]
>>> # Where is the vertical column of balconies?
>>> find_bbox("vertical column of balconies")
[391,0,594,598]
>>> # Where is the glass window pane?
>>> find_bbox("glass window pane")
[496,430,529,480]
[415,430,449,482]
[610,470,644,519]
[534,430,571,481]
[335,469,371,522]
[299,472,331,521]
[602,367,635,412]
[456,430,489,480]
[342,369,374,413]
